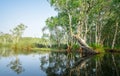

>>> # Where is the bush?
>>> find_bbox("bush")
[72,43,80,51]
[59,44,67,49]
[90,43,105,53]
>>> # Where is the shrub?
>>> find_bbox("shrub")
[72,43,80,51]
[90,43,105,53]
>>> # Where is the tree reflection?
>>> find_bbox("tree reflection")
[40,56,48,71]
[69,53,120,76]
[40,52,79,76]
[100,53,120,76]
[0,48,13,57]
[40,52,120,76]
[7,56,25,74]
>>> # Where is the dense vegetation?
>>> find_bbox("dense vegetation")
[42,0,120,52]
[0,0,120,53]
[0,24,66,51]
[0,24,50,51]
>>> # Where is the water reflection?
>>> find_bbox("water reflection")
[0,47,12,57]
[0,48,47,76]
[7,56,25,74]
[0,48,120,76]
[40,52,120,76]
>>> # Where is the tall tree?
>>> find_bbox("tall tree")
[10,24,27,44]
[46,0,120,53]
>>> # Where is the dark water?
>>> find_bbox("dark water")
[0,48,120,76]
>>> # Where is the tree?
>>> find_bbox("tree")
[47,0,97,53]
[43,16,66,48]
[46,0,120,53]
[10,24,27,44]
[0,32,12,45]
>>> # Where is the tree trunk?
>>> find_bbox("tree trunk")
[112,22,118,49]
[73,35,97,55]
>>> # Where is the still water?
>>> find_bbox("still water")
[0,48,120,76]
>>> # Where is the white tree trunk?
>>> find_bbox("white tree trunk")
[73,35,96,54]
[112,22,118,49]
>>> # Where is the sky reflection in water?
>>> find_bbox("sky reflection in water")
[0,50,120,76]
[0,53,49,76]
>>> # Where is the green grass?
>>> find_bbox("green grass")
[31,47,66,53]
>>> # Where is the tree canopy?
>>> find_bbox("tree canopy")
[44,0,120,49]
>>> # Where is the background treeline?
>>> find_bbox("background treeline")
[0,24,48,50]
[0,23,67,51]
[0,32,67,50]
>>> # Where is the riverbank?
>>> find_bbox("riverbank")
[105,49,120,53]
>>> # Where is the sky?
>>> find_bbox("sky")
[0,0,57,38]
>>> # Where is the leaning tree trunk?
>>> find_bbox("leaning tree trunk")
[73,35,97,55]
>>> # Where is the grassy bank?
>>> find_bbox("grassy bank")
[0,41,120,54]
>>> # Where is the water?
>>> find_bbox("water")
[0,48,120,76]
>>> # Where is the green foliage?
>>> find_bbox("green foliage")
[11,43,33,51]
[10,24,27,43]
[46,0,120,50]
[90,43,105,53]
[72,43,80,51]
[0,43,2,47]
[10,24,27,37]
[0,42,12,48]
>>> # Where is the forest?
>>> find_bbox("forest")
[42,0,120,53]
